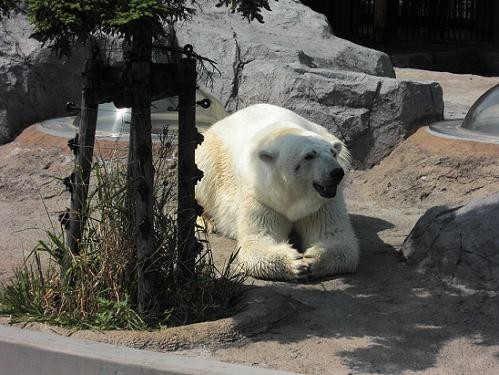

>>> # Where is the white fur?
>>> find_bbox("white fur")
[196,104,359,281]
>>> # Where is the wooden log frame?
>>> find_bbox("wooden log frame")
[176,51,204,278]
[64,43,204,311]
[127,30,157,313]
[65,47,101,265]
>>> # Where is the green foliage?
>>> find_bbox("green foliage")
[0,133,245,330]
[216,0,276,23]
[27,0,197,56]
[26,0,276,56]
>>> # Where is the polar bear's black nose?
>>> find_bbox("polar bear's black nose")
[329,168,344,183]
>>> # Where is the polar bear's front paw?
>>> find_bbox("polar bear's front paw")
[288,255,311,280]
[303,246,327,275]
[303,244,358,277]
[238,244,315,281]
[274,248,310,281]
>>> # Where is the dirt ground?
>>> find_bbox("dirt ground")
[1,69,499,374]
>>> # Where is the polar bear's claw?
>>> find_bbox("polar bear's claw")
[303,249,322,272]
[289,258,312,280]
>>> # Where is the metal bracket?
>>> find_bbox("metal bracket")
[66,101,80,112]
[196,99,211,109]
[68,134,79,156]
[63,172,75,194]
[193,167,204,183]
[194,202,204,216]
[58,209,71,230]
[195,132,204,146]
[183,44,194,59]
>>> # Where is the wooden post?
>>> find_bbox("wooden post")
[177,50,202,277]
[128,30,155,313]
[66,47,100,260]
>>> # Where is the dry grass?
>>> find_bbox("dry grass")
[0,132,245,330]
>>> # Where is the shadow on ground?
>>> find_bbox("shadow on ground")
[224,214,499,374]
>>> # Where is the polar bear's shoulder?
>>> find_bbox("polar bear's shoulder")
[205,105,297,161]
[209,104,322,141]
[208,104,345,160]
[203,104,349,169]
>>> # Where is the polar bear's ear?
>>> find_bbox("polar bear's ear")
[334,140,352,170]
[332,141,343,155]
[258,149,278,163]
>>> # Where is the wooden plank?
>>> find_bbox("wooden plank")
[128,31,156,314]
[66,54,100,260]
[176,54,200,278]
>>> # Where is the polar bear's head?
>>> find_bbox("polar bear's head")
[250,124,351,221]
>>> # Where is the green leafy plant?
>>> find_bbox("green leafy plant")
[26,0,197,56]
[0,134,245,329]
[0,0,272,330]
[216,0,274,23]
[26,0,277,56]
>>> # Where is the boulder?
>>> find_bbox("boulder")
[0,2,444,168]
[235,63,442,168]
[0,12,84,144]
[402,193,499,292]
[177,0,444,168]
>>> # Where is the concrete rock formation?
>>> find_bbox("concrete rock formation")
[236,63,442,168]
[402,193,499,292]
[177,0,443,168]
[0,12,84,144]
[0,2,444,168]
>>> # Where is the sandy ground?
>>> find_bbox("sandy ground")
[1,69,499,374]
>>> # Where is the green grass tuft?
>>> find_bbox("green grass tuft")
[0,132,246,330]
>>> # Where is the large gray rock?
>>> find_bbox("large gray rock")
[0,1,444,168]
[0,12,84,144]
[402,193,499,292]
[235,63,442,167]
[177,0,444,168]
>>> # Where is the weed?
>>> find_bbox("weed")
[0,131,245,330]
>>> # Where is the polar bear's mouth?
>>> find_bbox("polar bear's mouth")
[313,182,338,198]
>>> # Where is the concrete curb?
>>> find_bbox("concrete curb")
[0,325,297,375]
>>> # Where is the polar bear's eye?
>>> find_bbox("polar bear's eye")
[330,148,337,156]
[304,152,316,160]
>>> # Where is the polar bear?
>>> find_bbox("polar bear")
[195,103,359,281]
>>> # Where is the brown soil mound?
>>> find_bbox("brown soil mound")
[347,127,499,209]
